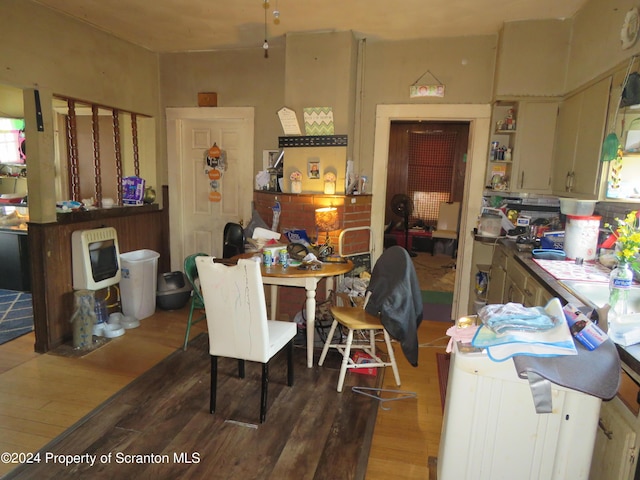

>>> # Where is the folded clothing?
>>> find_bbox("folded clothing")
[479,302,559,335]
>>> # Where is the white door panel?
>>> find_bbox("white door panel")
[167,108,254,271]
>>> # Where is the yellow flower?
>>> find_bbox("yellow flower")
[608,210,640,270]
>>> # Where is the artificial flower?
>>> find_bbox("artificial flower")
[606,210,640,271]
[324,172,336,183]
[290,171,302,181]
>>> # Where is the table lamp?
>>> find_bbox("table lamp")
[315,207,340,257]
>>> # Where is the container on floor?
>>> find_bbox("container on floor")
[119,249,160,320]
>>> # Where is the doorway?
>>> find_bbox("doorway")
[166,107,254,272]
[385,121,469,229]
[371,104,492,320]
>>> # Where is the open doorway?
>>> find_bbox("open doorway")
[371,104,492,320]
[385,121,468,257]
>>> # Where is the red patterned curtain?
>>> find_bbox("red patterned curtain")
[407,131,456,224]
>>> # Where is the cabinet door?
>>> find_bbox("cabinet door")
[590,398,638,480]
[504,277,525,304]
[512,101,558,193]
[487,262,506,304]
[552,93,581,194]
[572,77,612,197]
[487,246,508,304]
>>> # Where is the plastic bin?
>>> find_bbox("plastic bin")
[119,249,160,320]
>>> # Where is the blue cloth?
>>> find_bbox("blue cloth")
[479,303,559,335]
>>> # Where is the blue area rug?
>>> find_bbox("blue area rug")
[0,289,33,345]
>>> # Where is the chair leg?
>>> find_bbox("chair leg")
[287,340,294,387]
[260,362,269,423]
[318,319,338,366]
[210,355,218,414]
[183,302,195,351]
[383,330,401,386]
[337,329,354,392]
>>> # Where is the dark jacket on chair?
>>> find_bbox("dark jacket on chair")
[365,246,423,366]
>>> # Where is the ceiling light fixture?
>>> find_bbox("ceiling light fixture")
[273,0,280,24]
[263,0,269,58]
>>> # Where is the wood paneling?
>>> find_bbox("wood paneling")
[28,188,170,353]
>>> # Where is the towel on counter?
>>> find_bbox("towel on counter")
[479,302,560,334]
[472,298,578,362]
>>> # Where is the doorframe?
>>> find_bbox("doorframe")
[166,107,255,271]
[372,104,491,320]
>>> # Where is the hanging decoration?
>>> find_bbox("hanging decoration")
[409,70,445,98]
[204,143,226,202]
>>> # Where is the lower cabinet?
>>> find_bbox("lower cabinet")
[0,230,30,291]
[590,368,640,480]
[486,244,552,307]
[590,397,638,479]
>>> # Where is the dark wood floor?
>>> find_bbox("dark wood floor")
[5,333,385,480]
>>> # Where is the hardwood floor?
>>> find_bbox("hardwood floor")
[0,252,451,479]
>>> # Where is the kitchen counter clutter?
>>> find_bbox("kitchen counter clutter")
[488,238,640,479]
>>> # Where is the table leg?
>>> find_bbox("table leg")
[270,285,278,320]
[305,287,316,368]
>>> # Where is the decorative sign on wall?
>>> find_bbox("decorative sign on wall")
[204,143,226,202]
[303,107,335,136]
[409,70,445,98]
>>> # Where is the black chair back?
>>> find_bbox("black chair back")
[222,223,245,259]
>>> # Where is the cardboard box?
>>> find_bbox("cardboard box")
[197,92,218,107]
[563,303,607,350]
[351,351,377,376]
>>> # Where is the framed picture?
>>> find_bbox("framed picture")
[263,150,281,170]
[308,159,320,179]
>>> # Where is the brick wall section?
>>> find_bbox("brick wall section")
[253,191,371,322]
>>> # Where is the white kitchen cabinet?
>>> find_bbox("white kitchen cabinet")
[486,100,559,194]
[511,101,559,193]
[486,244,508,304]
[590,367,640,480]
[439,342,602,480]
[552,77,612,197]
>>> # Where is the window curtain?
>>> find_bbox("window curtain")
[407,130,456,224]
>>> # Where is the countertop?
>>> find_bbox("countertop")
[499,238,640,380]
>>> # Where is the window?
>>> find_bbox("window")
[407,130,456,223]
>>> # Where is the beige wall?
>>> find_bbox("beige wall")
[0,0,161,222]
[357,35,497,180]
[568,0,640,92]
[159,48,286,178]
[494,19,571,97]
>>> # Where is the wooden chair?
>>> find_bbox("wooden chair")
[432,201,461,258]
[319,246,421,392]
[182,253,208,351]
[196,256,297,423]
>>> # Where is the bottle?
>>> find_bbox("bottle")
[504,147,512,162]
[608,260,634,341]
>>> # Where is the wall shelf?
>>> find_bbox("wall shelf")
[279,135,348,148]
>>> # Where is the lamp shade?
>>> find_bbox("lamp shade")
[315,207,340,232]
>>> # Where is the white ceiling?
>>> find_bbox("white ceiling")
[32,0,589,53]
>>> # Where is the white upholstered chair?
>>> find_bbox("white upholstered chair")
[195,256,297,423]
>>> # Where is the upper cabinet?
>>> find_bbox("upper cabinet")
[486,99,558,194]
[511,101,559,193]
[551,77,612,198]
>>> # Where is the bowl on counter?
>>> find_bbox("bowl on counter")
[559,198,597,216]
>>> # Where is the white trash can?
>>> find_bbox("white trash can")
[119,249,160,320]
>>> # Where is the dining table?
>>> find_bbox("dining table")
[240,253,354,367]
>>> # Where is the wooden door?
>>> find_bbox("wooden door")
[167,108,254,271]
